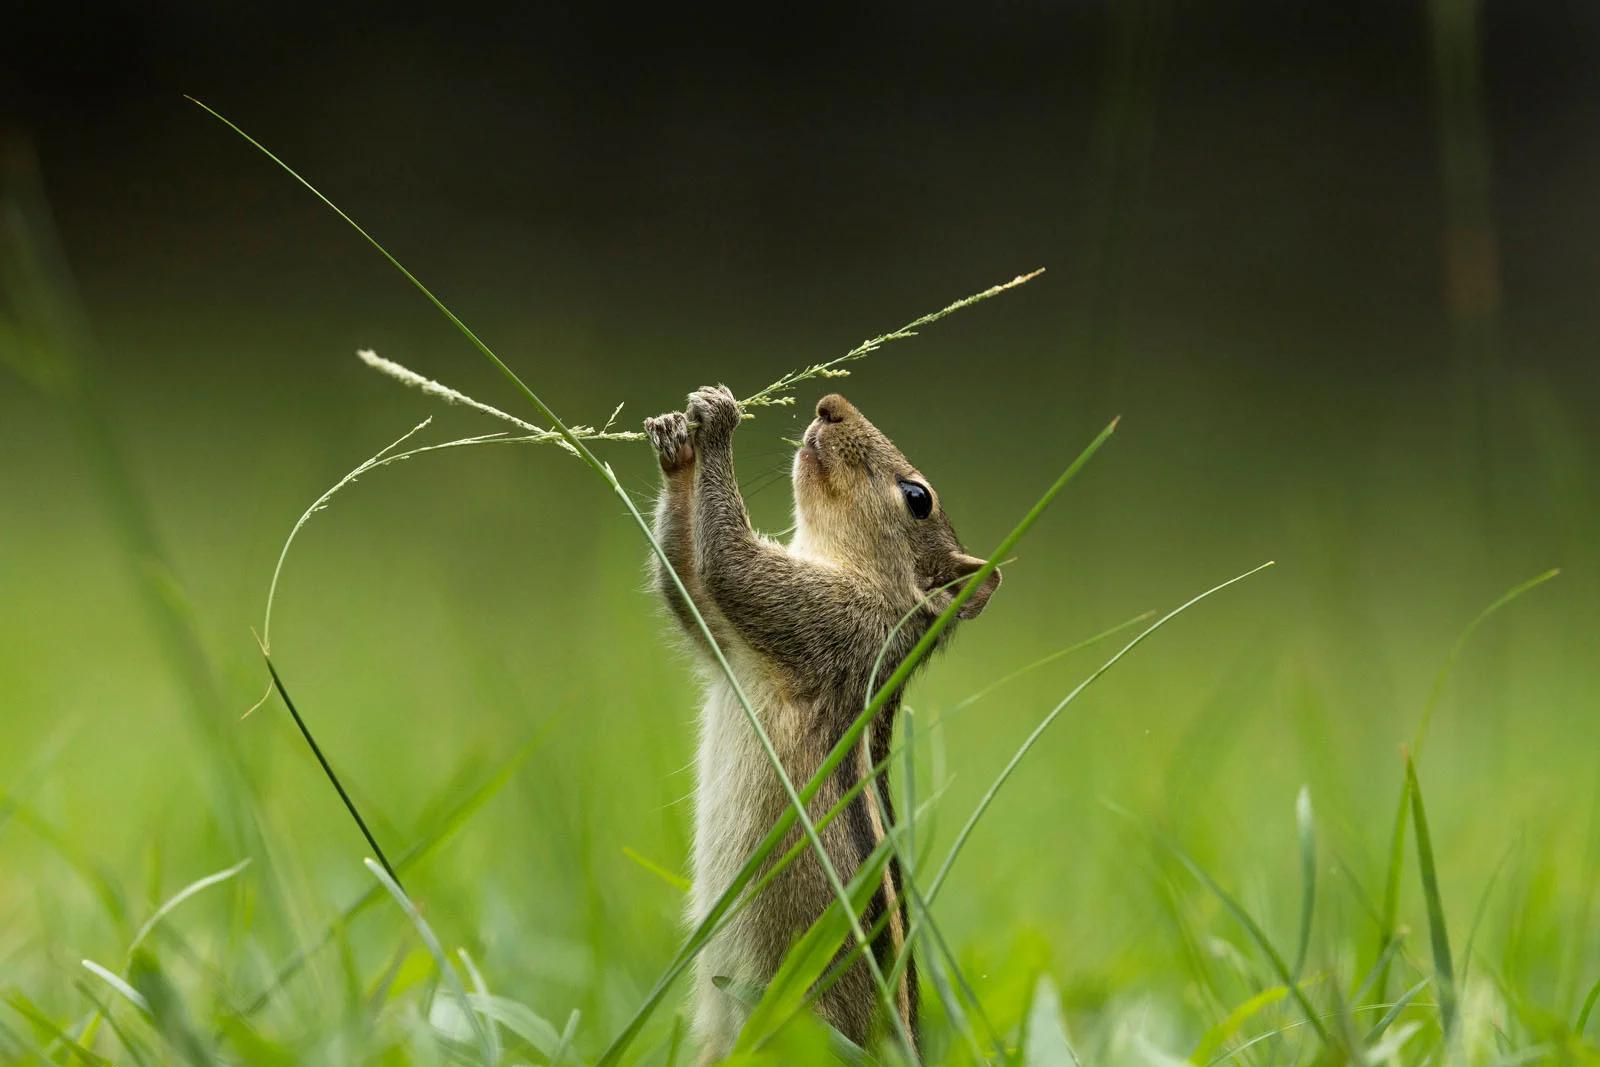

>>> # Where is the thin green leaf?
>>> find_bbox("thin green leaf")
[1367,978,1430,1044]
[1293,786,1317,981]
[1405,756,1456,1035]
[245,727,549,1015]
[621,847,691,893]
[127,858,251,960]
[664,1015,685,1067]
[1190,985,1289,1063]
[3,991,115,1066]
[1460,837,1518,991]
[928,561,1275,903]
[551,1009,580,1067]
[1365,1020,1422,1062]
[735,826,901,1053]
[1575,976,1600,1036]
[1354,932,1409,1006]
[1023,974,1082,1067]
[457,949,501,1066]
[81,959,150,1014]
[263,654,402,888]
[1107,802,1334,1049]
[466,993,562,1057]
[72,980,155,1067]
[942,612,1156,719]
[127,951,213,1066]
[364,857,493,1064]
[1413,570,1559,755]
[1371,569,1559,999]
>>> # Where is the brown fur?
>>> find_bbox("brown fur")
[644,387,1000,1062]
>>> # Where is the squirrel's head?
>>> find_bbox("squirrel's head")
[792,393,1000,619]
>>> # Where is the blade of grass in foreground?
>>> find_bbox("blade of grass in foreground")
[1577,977,1600,1036]
[76,857,252,1049]
[261,652,402,888]
[926,561,1274,902]
[1292,786,1318,982]
[794,562,1275,1040]
[3,991,114,1067]
[1406,754,1456,1037]
[1371,569,1558,1000]
[596,419,1119,1066]
[242,726,550,1015]
[364,858,493,1063]
[1105,800,1335,1050]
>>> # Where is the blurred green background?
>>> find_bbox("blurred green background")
[1,2,1597,1060]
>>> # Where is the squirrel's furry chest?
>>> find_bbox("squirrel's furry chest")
[685,640,873,922]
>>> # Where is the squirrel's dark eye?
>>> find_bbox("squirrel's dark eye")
[898,479,933,520]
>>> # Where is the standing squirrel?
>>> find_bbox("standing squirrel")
[644,386,1000,1061]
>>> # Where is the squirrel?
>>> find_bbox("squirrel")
[644,386,1000,1061]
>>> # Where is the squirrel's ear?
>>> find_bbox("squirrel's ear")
[950,553,1001,619]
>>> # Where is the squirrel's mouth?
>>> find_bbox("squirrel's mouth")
[796,422,828,478]
[799,422,822,457]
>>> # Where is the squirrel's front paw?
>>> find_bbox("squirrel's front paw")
[687,385,742,443]
[644,411,693,473]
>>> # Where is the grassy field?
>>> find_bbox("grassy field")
[3,96,1600,1066]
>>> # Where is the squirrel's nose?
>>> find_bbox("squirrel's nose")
[816,394,854,424]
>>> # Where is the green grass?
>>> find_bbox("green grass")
[1,110,1597,1067]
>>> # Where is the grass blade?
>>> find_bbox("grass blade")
[736,824,902,1053]
[1413,569,1559,755]
[127,858,251,960]
[81,960,150,1014]
[74,857,253,1051]
[1371,569,1559,999]
[3,991,114,1067]
[1353,932,1409,1005]
[1367,977,1430,1043]
[466,993,562,1057]
[1405,755,1456,1036]
[551,1008,580,1067]
[1577,977,1600,1036]
[1023,973,1082,1067]
[1460,836,1518,991]
[927,561,1275,902]
[1107,801,1334,1049]
[1293,786,1318,982]
[262,653,401,889]
[245,726,547,1014]
[458,948,501,1066]
[1190,985,1289,1063]
[127,951,212,1066]
[621,847,691,893]
[942,612,1156,719]
[364,858,493,1062]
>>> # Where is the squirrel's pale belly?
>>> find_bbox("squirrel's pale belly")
[687,651,870,1054]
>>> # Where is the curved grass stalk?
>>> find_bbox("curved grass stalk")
[799,563,1276,1031]
[926,561,1275,902]
[741,269,1045,410]
[1372,568,1559,1001]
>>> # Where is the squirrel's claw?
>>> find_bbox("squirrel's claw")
[687,385,742,442]
[645,411,694,473]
